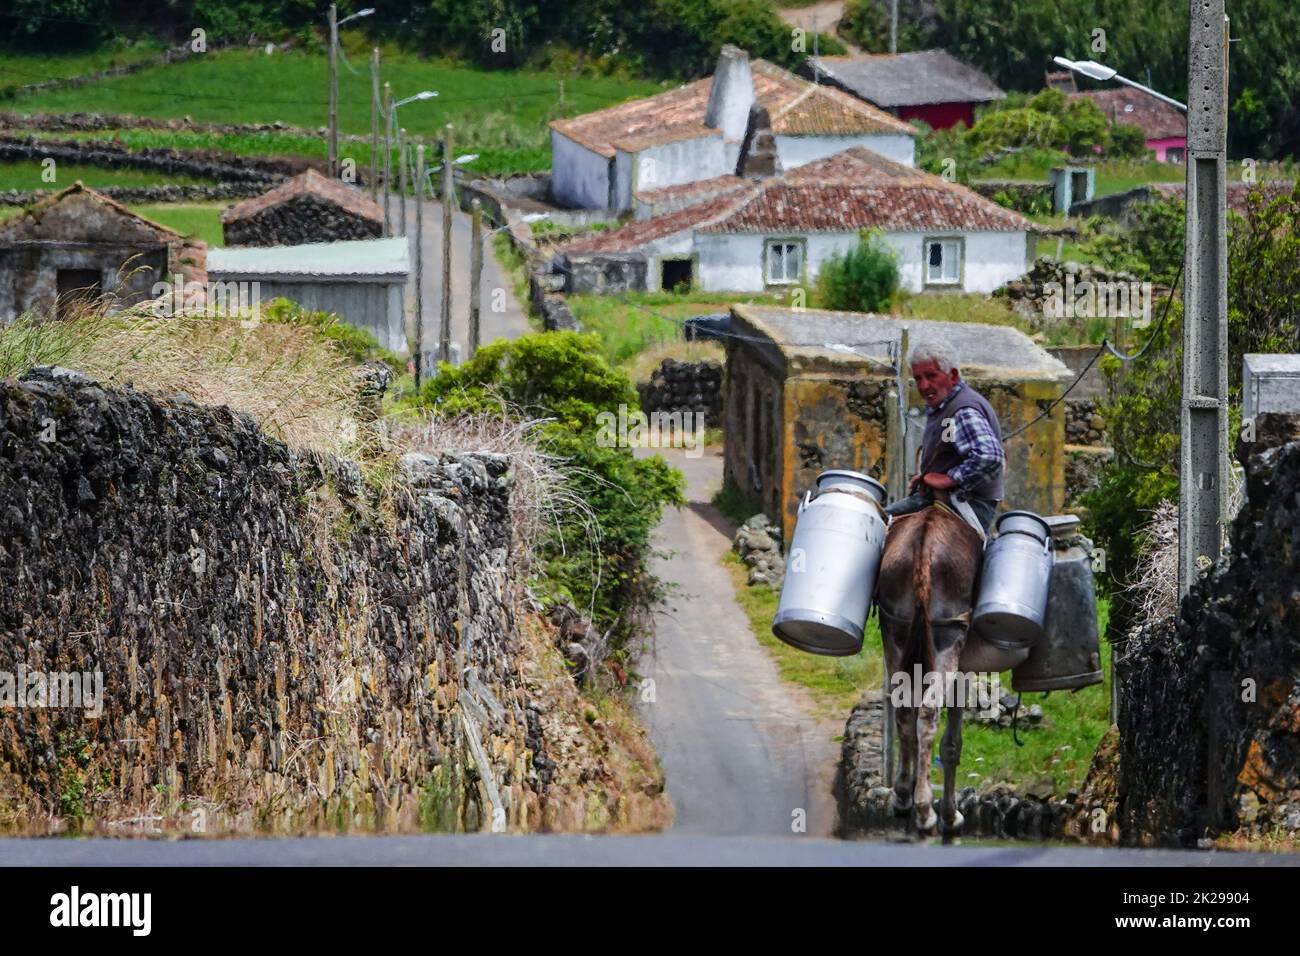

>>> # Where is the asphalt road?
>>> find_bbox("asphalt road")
[398,194,530,363]
[635,446,842,837]
[3,833,1295,866]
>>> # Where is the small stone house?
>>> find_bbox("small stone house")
[0,182,202,324]
[722,304,1072,544]
[557,147,1033,294]
[222,169,384,247]
[805,50,1006,131]
[549,45,917,212]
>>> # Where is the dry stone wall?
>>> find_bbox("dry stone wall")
[0,367,658,835]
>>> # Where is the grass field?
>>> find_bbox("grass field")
[723,549,1112,794]
[0,38,167,91]
[10,40,664,177]
[129,203,225,246]
[0,159,216,192]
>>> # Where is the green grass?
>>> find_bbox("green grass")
[11,43,663,177]
[0,160,215,192]
[129,203,225,246]
[568,289,784,366]
[0,38,167,92]
[723,541,1114,794]
[723,551,883,718]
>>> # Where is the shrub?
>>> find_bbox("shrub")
[1108,122,1151,159]
[1058,97,1110,153]
[968,107,1062,152]
[817,231,899,312]
[407,332,685,645]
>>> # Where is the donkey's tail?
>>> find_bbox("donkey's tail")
[912,514,938,675]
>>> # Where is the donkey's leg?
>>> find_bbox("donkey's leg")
[940,705,965,835]
[914,628,966,834]
[882,626,917,813]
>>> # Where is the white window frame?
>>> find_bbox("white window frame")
[764,238,804,286]
[924,236,963,287]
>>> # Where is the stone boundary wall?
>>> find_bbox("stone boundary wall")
[0,367,572,835]
[0,182,265,207]
[1117,415,1300,847]
[0,136,293,186]
[636,358,723,426]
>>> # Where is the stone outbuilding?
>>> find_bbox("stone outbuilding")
[221,169,384,247]
[0,182,202,324]
[722,304,1072,543]
[206,237,409,353]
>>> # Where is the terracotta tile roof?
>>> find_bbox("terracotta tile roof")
[1072,88,1186,141]
[634,174,748,205]
[550,58,913,158]
[560,146,1029,254]
[560,187,761,254]
[808,50,1005,108]
[221,168,383,226]
[699,147,1031,232]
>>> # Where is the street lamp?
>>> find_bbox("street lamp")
[383,90,437,235]
[1051,56,1187,112]
[328,5,376,177]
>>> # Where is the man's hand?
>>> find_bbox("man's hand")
[920,472,958,491]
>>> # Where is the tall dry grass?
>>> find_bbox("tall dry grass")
[1,296,363,457]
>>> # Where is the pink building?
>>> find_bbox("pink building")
[1073,88,1187,163]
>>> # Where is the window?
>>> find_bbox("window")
[925,238,962,286]
[765,239,803,285]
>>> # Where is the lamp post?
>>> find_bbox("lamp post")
[1051,56,1187,112]
[327,5,375,178]
[383,89,436,236]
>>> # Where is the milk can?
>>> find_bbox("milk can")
[1012,518,1104,691]
[973,510,1053,649]
[772,470,889,657]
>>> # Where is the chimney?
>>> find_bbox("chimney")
[736,105,781,179]
[704,45,755,143]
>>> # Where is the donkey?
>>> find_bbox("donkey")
[875,499,1029,835]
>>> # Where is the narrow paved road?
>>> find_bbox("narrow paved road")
[397,194,530,363]
[4,833,1294,866]
[778,1,861,55]
[635,446,843,837]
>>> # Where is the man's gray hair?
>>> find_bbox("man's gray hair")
[907,342,960,375]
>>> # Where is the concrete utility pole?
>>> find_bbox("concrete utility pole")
[398,127,407,236]
[881,323,909,788]
[327,4,339,177]
[414,143,426,389]
[369,48,379,201]
[890,0,898,55]
[439,124,454,364]
[469,198,483,358]
[382,83,393,236]
[1178,0,1230,597]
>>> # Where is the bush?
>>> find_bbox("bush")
[1108,122,1150,159]
[817,230,899,312]
[968,108,1062,152]
[407,332,685,645]
[1058,97,1110,154]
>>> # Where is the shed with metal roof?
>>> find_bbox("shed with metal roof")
[206,237,409,352]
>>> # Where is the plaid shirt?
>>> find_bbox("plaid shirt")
[926,382,1005,494]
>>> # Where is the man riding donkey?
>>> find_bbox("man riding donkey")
[876,343,1030,835]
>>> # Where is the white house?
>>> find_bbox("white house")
[549,46,917,212]
[556,148,1033,295]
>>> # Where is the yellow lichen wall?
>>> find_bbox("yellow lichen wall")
[775,372,1065,547]
[779,375,888,548]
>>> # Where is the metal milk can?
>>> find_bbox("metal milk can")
[1012,517,1104,691]
[772,470,889,657]
[973,510,1053,649]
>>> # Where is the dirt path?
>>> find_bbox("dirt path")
[777,1,861,55]
[635,446,842,837]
